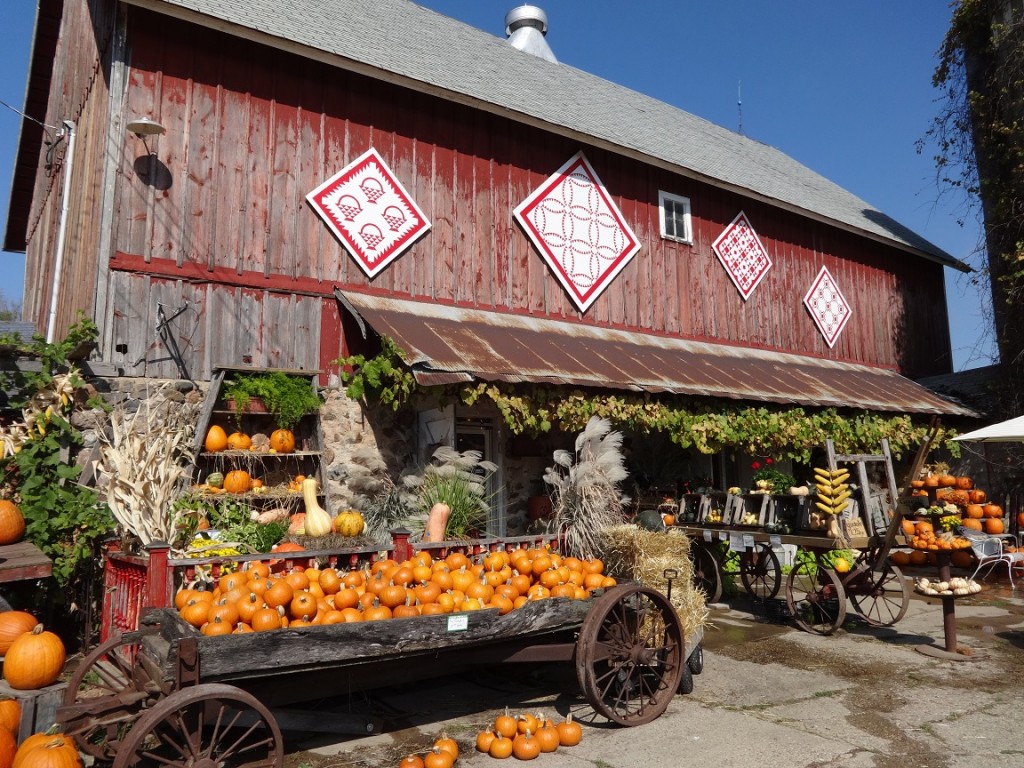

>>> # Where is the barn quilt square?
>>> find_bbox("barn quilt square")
[804,266,851,348]
[306,148,430,278]
[712,211,772,300]
[513,152,640,313]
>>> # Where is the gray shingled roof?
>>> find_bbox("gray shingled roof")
[133,0,962,268]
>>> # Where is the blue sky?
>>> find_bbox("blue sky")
[0,1,994,369]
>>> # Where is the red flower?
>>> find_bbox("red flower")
[751,461,761,470]
[765,458,774,465]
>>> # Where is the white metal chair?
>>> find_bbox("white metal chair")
[957,526,1024,587]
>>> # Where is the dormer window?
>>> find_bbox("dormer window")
[659,191,692,244]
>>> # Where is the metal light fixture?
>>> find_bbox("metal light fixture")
[126,117,165,137]
[126,117,165,156]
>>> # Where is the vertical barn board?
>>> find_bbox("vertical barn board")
[264,291,292,369]
[122,275,152,378]
[294,58,327,284]
[342,70,374,291]
[106,271,138,372]
[431,104,457,302]
[507,126,532,314]
[319,72,351,286]
[319,297,343,382]
[184,37,221,272]
[142,279,192,380]
[213,43,251,274]
[266,50,301,282]
[410,91,435,300]
[240,52,272,278]
[489,113,512,310]
[370,78,401,296]
[471,109,494,308]
[452,108,476,306]
[151,36,190,265]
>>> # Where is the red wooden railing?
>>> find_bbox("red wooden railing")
[100,530,562,642]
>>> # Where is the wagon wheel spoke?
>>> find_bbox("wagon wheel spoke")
[576,585,684,726]
[739,543,781,600]
[848,563,909,627]
[59,631,167,762]
[690,544,722,603]
[111,683,283,768]
[786,558,847,635]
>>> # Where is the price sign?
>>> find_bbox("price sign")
[703,529,713,543]
[743,534,755,549]
[769,535,782,548]
[719,530,728,542]
[729,532,743,551]
[447,615,469,632]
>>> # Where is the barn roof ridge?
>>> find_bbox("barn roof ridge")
[129,0,963,268]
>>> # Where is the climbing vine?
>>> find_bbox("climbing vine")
[337,342,959,464]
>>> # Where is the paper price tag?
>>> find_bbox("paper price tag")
[447,615,469,632]
[769,535,782,548]
[719,530,728,542]
[729,532,742,551]
[743,534,755,549]
[703,529,713,543]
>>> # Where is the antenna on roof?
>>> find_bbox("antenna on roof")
[737,80,743,135]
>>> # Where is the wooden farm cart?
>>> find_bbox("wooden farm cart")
[60,564,702,766]
[679,439,913,635]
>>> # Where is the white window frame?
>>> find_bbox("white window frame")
[658,190,693,244]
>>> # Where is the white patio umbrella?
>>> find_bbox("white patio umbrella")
[953,414,1024,442]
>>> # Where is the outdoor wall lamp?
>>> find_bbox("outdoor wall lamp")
[126,117,165,154]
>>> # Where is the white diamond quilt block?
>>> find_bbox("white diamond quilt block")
[306,148,430,278]
[513,152,640,313]
[712,211,772,300]
[804,266,851,348]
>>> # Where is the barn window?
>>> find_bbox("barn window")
[658,191,692,243]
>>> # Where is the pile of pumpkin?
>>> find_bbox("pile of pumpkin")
[910,473,1011,535]
[399,732,460,768]
[474,709,582,761]
[900,519,972,554]
[0,608,79,768]
[174,547,615,634]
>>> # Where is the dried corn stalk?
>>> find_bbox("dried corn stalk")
[93,385,198,546]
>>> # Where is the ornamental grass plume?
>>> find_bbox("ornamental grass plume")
[544,416,630,560]
[401,446,498,539]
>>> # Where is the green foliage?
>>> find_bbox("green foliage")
[223,371,321,430]
[750,463,797,492]
[335,336,419,411]
[334,345,959,461]
[0,316,111,603]
[402,446,498,539]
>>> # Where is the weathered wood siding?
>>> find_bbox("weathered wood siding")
[100,9,951,381]
[22,0,115,338]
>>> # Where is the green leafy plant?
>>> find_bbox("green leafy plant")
[222,371,321,430]
[335,336,419,411]
[544,416,630,560]
[750,460,796,492]
[401,446,498,539]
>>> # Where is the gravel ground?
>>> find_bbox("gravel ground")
[279,580,1024,768]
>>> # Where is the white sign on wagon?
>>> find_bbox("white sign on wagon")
[447,614,469,632]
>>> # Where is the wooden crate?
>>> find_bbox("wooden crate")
[0,679,68,743]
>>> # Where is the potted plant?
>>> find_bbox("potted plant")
[222,371,322,430]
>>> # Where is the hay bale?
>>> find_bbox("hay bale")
[599,525,708,639]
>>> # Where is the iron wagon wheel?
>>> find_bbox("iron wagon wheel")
[786,558,847,635]
[60,628,172,762]
[689,543,722,603]
[739,543,781,600]
[110,682,284,768]
[575,584,685,726]
[846,557,910,627]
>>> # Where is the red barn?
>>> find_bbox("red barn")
[4,0,972,529]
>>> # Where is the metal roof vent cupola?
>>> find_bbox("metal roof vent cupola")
[505,6,557,63]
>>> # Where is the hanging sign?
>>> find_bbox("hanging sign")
[804,266,851,348]
[306,148,430,278]
[712,211,772,300]
[513,152,640,313]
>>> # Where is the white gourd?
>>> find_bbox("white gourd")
[302,478,333,537]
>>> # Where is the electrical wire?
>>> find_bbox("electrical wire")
[0,97,59,131]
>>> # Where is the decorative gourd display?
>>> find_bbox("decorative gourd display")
[269,429,296,454]
[301,478,332,536]
[3,624,66,690]
[205,472,225,489]
[222,470,252,494]
[226,431,252,450]
[204,425,228,452]
[0,610,38,655]
[0,500,26,546]
[333,509,365,537]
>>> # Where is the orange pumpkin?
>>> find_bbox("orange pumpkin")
[923,474,940,489]
[3,625,66,690]
[968,489,987,504]
[984,518,1005,535]
[950,550,975,568]
[955,476,973,490]
[226,431,252,450]
[961,518,983,531]
[1018,511,1024,527]
[0,611,39,655]
[937,473,956,487]
[13,732,81,768]
[269,429,296,454]
[223,470,252,494]
[982,503,1003,519]
[0,698,20,735]
[0,501,25,546]
[0,725,13,767]
[204,424,229,452]
[964,504,984,520]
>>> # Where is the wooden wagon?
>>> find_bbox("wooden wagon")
[58,550,703,767]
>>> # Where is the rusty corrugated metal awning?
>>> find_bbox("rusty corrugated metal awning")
[336,290,975,417]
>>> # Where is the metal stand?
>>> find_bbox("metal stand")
[915,552,982,662]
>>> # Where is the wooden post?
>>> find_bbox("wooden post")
[145,541,172,610]
[390,528,412,563]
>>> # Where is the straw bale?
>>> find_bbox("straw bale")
[599,524,708,639]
